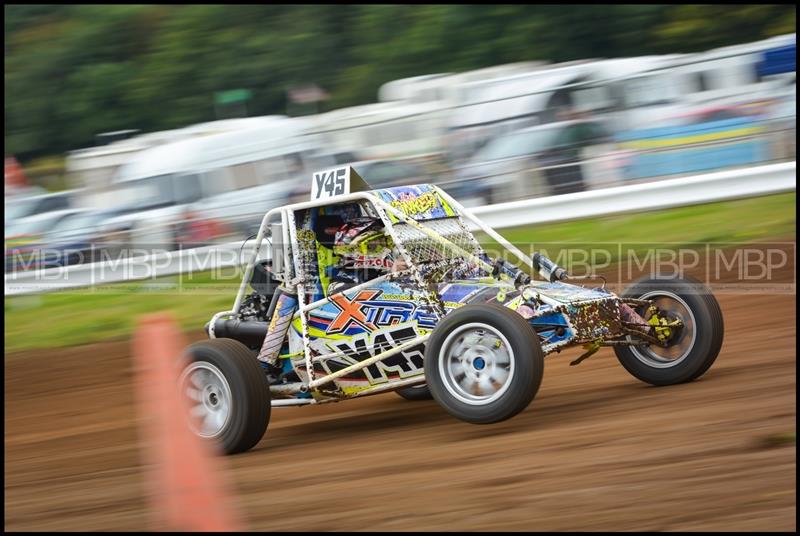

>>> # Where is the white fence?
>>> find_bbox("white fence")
[4,162,795,296]
[470,161,796,228]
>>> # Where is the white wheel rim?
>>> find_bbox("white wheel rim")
[630,291,697,369]
[439,322,515,406]
[179,361,233,438]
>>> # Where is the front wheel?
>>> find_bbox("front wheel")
[424,303,544,424]
[614,275,724,386]
[179,338,271,454]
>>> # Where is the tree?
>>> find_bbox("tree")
[4,5,796,161]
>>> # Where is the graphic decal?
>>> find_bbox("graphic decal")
[375,184,455,221]
[312,323,426,385]
[328,290,382,334]
[308,282,439,338]
[257,290,298,365]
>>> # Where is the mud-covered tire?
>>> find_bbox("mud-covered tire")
[614,275,724,386]
[395,383,433,401]
[180,338,271,455]
[425,303,544,424]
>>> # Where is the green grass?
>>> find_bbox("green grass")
[4,192,795,353]
[478,192,796,261]
[5,271,240,352]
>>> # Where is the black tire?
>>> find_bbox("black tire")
[614,275,724,386]
[395,383,433,401]
[180,338,271,455]
[424,303,544,424]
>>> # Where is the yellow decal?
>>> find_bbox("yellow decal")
[390,191,439,217]
[621,126,764,150]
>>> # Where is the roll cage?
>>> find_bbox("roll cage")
[208,185,538,404]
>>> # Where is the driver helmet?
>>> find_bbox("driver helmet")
[332,217,395,272]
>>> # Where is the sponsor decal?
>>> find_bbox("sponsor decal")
[328,289,382,334]
[376,185,453,220]
[347,252,394,270]
[323,324,426,384]
[389,191,439,217]
[321,287,438,336]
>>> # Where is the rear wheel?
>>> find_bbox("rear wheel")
[614,275,724,386]
[179,338,271,454]
[425,303,544,424]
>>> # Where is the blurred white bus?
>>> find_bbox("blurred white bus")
[100,116,334,249]
[66,115,293,209]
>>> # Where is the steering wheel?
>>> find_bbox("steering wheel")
[239,231,277,294]
[254,258,272,277]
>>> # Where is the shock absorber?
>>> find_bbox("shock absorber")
[492,258,532,288]
[256,287,299,367]
[532,253,569,282]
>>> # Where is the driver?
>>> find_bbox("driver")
[325,217,407,295]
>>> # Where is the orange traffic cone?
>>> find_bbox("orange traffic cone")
[133,313,245,531]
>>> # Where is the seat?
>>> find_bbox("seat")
[307,213,345,300]
[313,214,345,247]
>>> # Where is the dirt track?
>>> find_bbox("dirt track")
[5,275,797,530]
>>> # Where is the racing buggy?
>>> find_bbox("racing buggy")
[181,167,724,454]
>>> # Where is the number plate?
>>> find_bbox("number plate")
[311,167,349,201]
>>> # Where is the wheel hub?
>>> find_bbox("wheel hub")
[206,388,219,407]
[440,322,515,406]
[646,306,685,346]
[632,292,697,368]
[179,362,233,439]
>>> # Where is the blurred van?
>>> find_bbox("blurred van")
[102,116,333,250]
[309,101,448,160]
[446,119,619,205]
[5,207,86,271]
[596,33,796,133]
[445,56,680,164]
[4,189,79,226]
[66,115,293,209]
